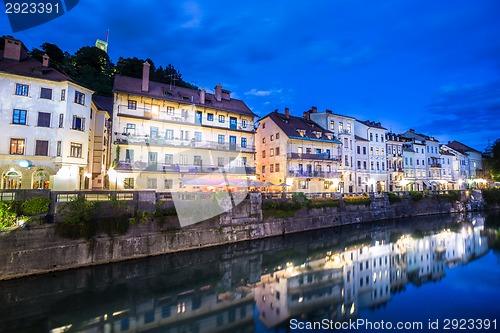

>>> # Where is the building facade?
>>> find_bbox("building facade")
[256,109,342,193]
[110,62,256,191]
[0,36,94,190]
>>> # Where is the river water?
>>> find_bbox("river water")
[0,212,499,333]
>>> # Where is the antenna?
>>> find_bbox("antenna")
[168,73,179,90]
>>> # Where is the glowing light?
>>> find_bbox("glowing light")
[298,296,303,303]
[350,303,355,314]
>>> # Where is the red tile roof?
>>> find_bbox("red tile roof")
[113,75,256,117]
[262,111,340,143]
[0,50,73,83]
[92,95,113,117]
[446,140,481,154]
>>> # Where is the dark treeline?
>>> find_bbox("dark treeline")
[26,41,197,96]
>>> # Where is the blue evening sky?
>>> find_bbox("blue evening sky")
[2,0,499,150]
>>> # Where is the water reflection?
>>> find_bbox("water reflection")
[0,213,496,333]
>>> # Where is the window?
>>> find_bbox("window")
[124,178,134,189]
[262,150,266,158]
[262,137,266,143]
[40,87,52,100]
[270,134,274,141]
[299,180,308,189]
[357,146,360,154]
[10,138,25,155]
[61,89,66,101]
[37,112,51,127]
[330,120,335,130]
[218,115,225,123]
[270,148,274,157]
[166,129,173,140]
[74,91,85,105]
[128,100,137,110]
[70,142,82,158]
[126,149,134,163]
[164,154,173,165]
[275,147,280,156]
[35,140,49,156]
[207,113,214,121]
[56,141,62,156]
[194,155,202,166]
[241,137,247,148]
[270,164,274,172]
[147,178,157,189]
[363,147,367,155]
[218,134,225,144]
[376,134,379,142]
[339,122,343,132]
[195,131,202,142]
[150,126,159,138]
[218,157,224,167]
[12,109,27,125]
[261,165,266,173]
[164,179,173,189]
[15,83,29,96]
[275,163,280,172]
[363,161,367,169]
[72,116,85,131]
[58,114,64,128]
[370,133,373,141]
[357,161,361,169]
[165,106,174,115]
[347,123,352,133]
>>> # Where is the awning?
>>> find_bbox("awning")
[431,181,440,186]
[182,177,247,187]
[423,181,432,187]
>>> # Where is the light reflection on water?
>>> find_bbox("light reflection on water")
[0,213,499,333]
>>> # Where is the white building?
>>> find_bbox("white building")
[0,36,93,190]
[309,108,357,193]
[354,120,388,192]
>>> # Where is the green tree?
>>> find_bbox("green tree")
[490,139,500,181]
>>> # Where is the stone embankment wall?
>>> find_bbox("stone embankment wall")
[0,191,482,280]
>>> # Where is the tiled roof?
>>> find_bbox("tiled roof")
[402,130,439,142]
[447,140,481,154]
[0,50,73,83]
[356,119,387,130]
[440,151,455,156]
[92,95,113,117]
[354,135,369,142]
[263,111,340,143]
[113,75,256,117]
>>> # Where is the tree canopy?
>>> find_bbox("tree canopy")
[28,42,197,96]
[489,139,500,181]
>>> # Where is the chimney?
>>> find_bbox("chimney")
[409,128,415,133]
[42,54,50,67]
[326,109,333,114]
[3,37,28,61]
[142,61,150,92]
[303,111,310,121]
[199,88,206,104]
[311,106,317,113]
[215,83,222,102]
[221,89,230,100]
[284,107,290,119]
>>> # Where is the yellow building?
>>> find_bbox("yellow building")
[110,62,256,191]
[256,109,342,193]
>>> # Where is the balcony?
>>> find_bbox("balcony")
[288,152,341,161]
[338,129,351,135]
[288,170,342,178]
[116,161,255,175]
[114,134,254,153]
[430,163,442,168]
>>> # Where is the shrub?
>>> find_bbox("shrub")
[483,188,500,205]
[22,197,51,216]
[409,191,424,201]
[344,196,371,206]
[0,201,19,229]
[306,198,340,208]
[387,192,401,204]
[262,200,278,210]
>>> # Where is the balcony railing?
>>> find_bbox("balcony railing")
[115,134,254,153]
[116,161,255,175]
[430,163,442,168]
[288,170,342,178]
[288,152,341,161]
